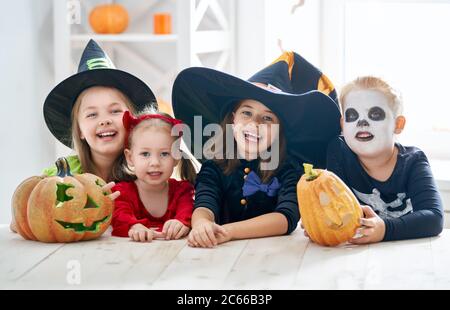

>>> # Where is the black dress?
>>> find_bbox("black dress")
[194,158,301,234]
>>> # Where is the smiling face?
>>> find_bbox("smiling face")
[232,99,280,160]
[76,86,129,160]
[342,89,397,157]
[125,123,179,188]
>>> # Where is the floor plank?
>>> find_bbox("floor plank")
[13,235,186,289]
[292,241,370,289]
[0,225,65,287]
[362,237,434,289]
[429,230,450,289]
[150,239,248,289]
[221,230,309,289]
[3,225,450,290]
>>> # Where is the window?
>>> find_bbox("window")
[323,0,450,161]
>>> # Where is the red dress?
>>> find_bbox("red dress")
[111,179,194,237]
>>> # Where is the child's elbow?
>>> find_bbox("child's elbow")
[428,211,444,237]
[285,218,299,235]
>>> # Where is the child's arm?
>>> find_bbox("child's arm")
[222,165,301,241]
[273,162,302,234]
[188,207,227,247]
[188,161,226,247]
[172,181,195,228]
[222,212,289,240]
[193,160,223,222]
[162,181,195,240]
[111,184,152,237]
[382,152,444,241]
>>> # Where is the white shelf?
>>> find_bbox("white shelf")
[53,0,236,153]
[71,33,178,43]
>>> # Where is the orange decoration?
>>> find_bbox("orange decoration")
[154,13,172,35]
[89,4,129,34]
[157,98,174,116]
[11,158,113,243]
[297,164,363,246]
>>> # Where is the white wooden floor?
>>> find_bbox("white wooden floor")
[1,224,450,290]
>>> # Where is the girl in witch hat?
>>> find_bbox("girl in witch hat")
[42,39,157,184]
[10,39,157,233]
[172,51,341,247]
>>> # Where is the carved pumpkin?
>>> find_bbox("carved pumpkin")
[89,4,129,34]
[11,158,113,243]
[297,164,363,246]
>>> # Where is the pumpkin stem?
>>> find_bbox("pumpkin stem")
[56,157,73,178]
[303,163,319,181]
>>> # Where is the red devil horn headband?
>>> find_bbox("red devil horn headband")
[123,111,184,148]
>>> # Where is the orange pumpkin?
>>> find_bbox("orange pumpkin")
[297,164,363,246]
[157,98,174,116]
[89,4,129,34]
[11,158,113,243]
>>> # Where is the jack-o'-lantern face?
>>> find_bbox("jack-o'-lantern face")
[297,164,363,247]
[53,174,111,233]
[12,158,113,243]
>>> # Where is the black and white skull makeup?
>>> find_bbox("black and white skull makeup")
[342,89,396,157]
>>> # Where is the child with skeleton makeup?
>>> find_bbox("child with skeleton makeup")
[325,76,443,244]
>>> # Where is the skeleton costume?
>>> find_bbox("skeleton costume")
[326,89,443,241]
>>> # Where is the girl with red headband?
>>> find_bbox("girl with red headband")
[111,110,198,242]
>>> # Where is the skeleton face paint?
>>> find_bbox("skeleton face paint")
[342,89,396,157]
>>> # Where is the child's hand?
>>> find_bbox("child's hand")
[128,223,165,242]
[187,219,227,248]
[350,205,386,244]
[162,219,190,240]
[215,226,232,245]
[102,182,120,201]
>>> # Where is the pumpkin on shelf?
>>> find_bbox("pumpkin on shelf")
[89,4,129,34]
[297,163,363,246]
[11,158,113,243]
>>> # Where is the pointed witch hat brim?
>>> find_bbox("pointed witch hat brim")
[43,39,157,147]
[172,51,341,167]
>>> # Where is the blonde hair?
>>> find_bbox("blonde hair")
[339,76,403,117]
[71,86,135,182]
[208,101,286,183]
[114,109,198,184]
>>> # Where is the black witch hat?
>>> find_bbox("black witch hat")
[172,51,341,167]
[43,39,156,147]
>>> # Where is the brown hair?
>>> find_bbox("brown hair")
[113,109,199,184]
[71,86,136,182]
[206,102,286,183]
[339,76,403,117]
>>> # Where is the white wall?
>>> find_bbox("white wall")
[0,0,55,224]
[235,0,321,79]
[235,0,266,79]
